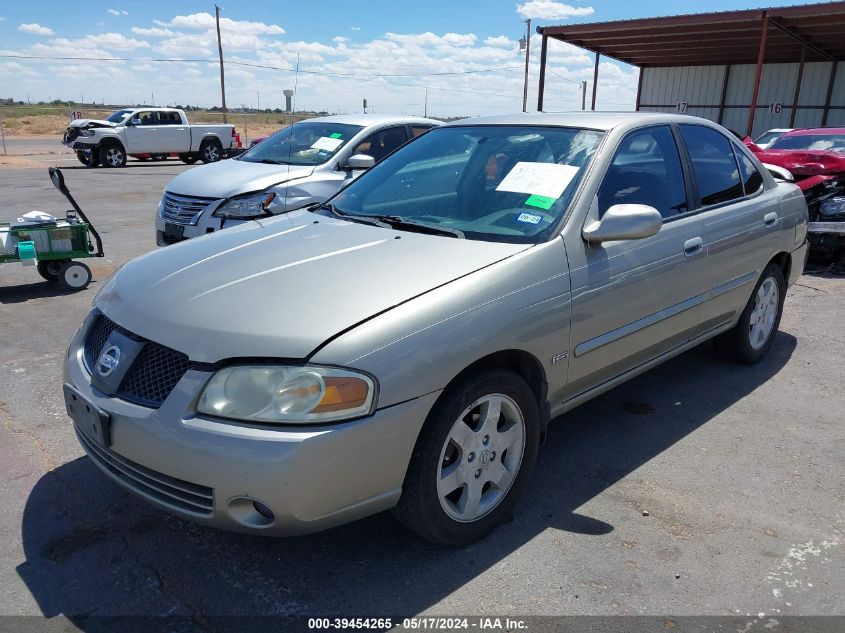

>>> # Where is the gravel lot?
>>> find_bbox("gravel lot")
[0,162,842,629]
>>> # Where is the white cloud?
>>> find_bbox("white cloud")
[19,23,55,36]
[516,1,594,20]
[131,26,177,37]
[157,12,284,35]
[350,26,361,31]
[107,9,128,16]
[73,33,150,50]
[485,35,517,48]
[333,36,348,43]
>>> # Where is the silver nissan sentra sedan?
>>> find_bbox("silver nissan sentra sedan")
[64,112,808,545]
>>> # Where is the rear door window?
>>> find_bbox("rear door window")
[598,125,689,219]
[734,147,764,195]
[679,125,744,206]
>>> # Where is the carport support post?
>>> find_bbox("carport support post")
[790,43,806,128]
[635,68,643,111]
[591,51,600,111]
[717,64,731,125]
[537,34,548,112]
[747,11,769,137]
[0,113,6,156]
[822,60,839,126]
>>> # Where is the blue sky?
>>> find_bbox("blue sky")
[0,0,815,116]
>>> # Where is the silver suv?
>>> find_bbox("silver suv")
[65,112,808,545]
[154,114,439,245]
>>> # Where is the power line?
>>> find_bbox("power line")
[529,50,581,85]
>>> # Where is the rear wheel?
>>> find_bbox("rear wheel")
[179,153,198,164]
[199,139,223,163]
[151,153,169,161]
[715,263,786,364]
[37,260,64,282]
[76,149,99,167]
[99,143,126,168]
[59,261,92,290]
[393,370,540,545]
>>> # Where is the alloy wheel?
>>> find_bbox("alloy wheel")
[436,393,525,523]
[749,277,779,350]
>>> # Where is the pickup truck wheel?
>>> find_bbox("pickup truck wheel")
[393,370,540,546]
[75,150,99,167]
[715,263,786,364]
[179,153,198,164]
[199,140,222,163]
[99,143,126,168]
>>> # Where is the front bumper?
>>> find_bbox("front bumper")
[64,318,440,535]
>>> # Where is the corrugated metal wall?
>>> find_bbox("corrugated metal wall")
[639,62,844,137]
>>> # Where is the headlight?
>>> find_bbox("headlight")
[197,365,376,423]
[79,129,95,137]
[213,192,276,220]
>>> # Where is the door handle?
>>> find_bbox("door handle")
[683,236,704,257]
[764,212,778,227]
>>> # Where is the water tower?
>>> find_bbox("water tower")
[283,90,294,113]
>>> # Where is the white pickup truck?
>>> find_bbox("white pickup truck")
[62,107,238,168]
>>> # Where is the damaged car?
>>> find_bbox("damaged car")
[746,127,845,271]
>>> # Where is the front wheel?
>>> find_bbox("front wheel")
[179,153,198,164]
[76,149,99,167]
[715,263,786,364]
[199,140,223,163]
[393,370,540,546]
[59,261,92,290]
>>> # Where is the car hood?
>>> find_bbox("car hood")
[95,212,530,362]
[165,158,315,199]
[68,119,116,129]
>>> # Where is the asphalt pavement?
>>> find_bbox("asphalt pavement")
[0,163,842,630]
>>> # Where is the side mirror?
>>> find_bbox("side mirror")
[343,154,376,170]
[128,118,141,127]
[582,204,663,245]
[762,162,794,182]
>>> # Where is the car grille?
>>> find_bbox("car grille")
[159,191,218,226]
[77,428,214,516]
[83,313,195,408]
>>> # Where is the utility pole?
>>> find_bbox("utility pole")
[581,81,587,110]
[522,18,531,112]
[215,4,228,123]
[424,87,428,117]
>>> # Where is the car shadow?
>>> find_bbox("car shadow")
[16,334,796,623]
[0,279,96,303]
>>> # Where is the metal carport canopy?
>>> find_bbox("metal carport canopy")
[535,1,845,132]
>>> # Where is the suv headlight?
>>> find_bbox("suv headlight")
[197,364,376,424]
[213,192,276,220]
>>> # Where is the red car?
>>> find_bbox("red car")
[745,128,845,270]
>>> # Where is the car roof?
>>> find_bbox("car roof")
[306,114,441,127]
[440,111,722,132]
[782,127,845,136]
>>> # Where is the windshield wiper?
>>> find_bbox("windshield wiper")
[367,215,465,238]
[253,158,289,165]
[313,203,390,228]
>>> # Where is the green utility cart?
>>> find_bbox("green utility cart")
[1,168,104,290]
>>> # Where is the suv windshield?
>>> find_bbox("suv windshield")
[326,125,604,243]
[239,121,363,166]
[107,109,133,123]
[770,133,845,152]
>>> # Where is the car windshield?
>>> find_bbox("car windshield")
[325,125,604,244]
[107,109,133,123]
[239,121,364,166]
[770,133,845,153]
[754,131,785,146]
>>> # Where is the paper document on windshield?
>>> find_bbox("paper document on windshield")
[496,162,579,200]
[311,136,344,152]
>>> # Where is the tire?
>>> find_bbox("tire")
[715,262,786,364]
[58,261,92,291]
[393,370,540,546]
[37,260,64,282]
[151,153,168,161]
[179,153,198,164]
[199,139,223,163]
[99,143,126,168]
[76,149,99,167]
